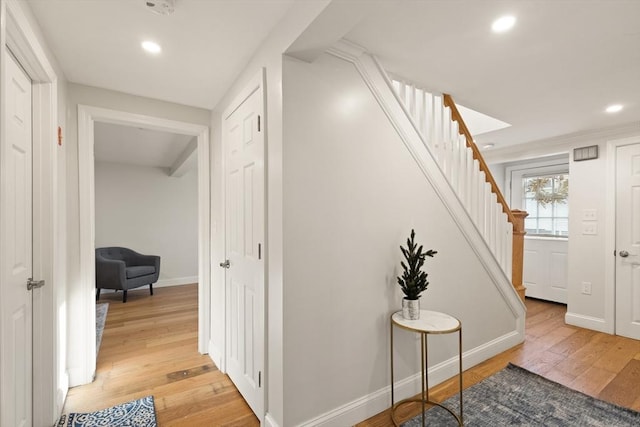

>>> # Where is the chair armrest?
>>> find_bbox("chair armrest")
[95,255,126,289]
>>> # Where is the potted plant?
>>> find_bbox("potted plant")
[397,229,437,320]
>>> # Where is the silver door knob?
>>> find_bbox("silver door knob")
[219,260,230,268]
[27,278,45,290]
[619,250,629,258]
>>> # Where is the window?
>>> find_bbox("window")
[522,174,568,237]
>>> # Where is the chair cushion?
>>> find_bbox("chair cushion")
[126,266,156,279]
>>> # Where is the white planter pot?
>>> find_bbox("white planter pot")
[402,298,420,320]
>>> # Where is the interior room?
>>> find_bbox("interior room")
[1,1,638,426]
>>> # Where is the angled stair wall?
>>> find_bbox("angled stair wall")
[282,42,527,427]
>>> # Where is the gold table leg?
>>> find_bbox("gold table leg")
[389,317,463,426]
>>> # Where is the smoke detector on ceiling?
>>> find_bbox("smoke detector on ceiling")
[145,0,175,16]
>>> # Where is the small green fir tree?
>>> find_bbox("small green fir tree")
[397,229,437,300]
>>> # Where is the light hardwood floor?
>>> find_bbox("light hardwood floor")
[63,284,259,426]
[63,285,640,426]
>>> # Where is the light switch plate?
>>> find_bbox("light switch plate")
[582,209,597,221]
[582,222,597,235]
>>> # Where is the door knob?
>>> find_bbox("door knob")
[219,260,230,268]
[619,250,629,258]
[27,278,45,290]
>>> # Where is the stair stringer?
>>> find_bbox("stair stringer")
[326,40,526,320]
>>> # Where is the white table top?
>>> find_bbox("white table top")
[392,310,460,333]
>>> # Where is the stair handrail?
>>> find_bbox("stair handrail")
[442,94,527,301]
[442,94,516,225]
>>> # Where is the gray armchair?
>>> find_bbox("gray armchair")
[95,247,161,303]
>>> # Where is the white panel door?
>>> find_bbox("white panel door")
[224,86,264,418]
[1,50,33,427]
[523,238,568,303]
[615,143,640,339]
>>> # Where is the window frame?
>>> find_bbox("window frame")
[505,161,570,239]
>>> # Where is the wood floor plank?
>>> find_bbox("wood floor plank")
[598,359,640,408]
[593,336,640,373]
[570,365,617,396]
[547,328,598,358]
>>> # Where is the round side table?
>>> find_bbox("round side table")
[390,310,463,426]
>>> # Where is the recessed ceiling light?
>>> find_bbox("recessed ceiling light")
[605,104,623,113]
[483,143,495,149]
[145,0,175,16]
[492,15,516,33]
[141,40,162,54]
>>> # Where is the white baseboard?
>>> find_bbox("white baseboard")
[67,367,94,388]
[99,276,198,294]
[565,312,611,333]
[265,413,281,427]
[155,276,198,288]
[296,330,524,427]
[56,371,69,419]
[208,340,224,372]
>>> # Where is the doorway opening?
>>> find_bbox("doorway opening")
[93,122,199,303]
[74,105,210,385]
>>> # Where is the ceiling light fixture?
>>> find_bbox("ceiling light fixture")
[141,40,162,54]
[492,15,516,33]
[605,104,623,113]
[483,143,495,149]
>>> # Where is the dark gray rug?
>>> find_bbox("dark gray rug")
[403,363,640,426]
[96,302,109,355]
[57,395,156,426]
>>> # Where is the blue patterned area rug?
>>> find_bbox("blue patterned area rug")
[96,302,109,355]
[57,396,157,427]
[403,363,640,426]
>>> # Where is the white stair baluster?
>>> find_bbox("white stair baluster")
[390,77,516,284]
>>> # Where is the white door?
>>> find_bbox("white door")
[509,164,570,303]
[615,143,640,340]
[223,86,264,418]
[1,50,33,427]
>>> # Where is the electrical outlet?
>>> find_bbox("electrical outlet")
[581,282,592,295]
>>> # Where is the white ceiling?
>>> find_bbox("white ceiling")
[345,0,640,148]
[26,0,295,109]
[26,0,640,150]
[94,122,194,169]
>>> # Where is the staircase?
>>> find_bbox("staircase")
[389,77,527,301]
[326,40,527,301]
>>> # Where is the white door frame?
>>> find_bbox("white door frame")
[76,105,210,384]
[1,0,59,424]
[606,134,640,334]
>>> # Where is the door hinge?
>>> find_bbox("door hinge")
[258,371,262,387]
[614,250,617,256]
[257,115,261,132]
[258,243,262,260]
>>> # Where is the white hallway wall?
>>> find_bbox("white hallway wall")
[281,52,521,426]
[485,124,640,333]
[94,161,198,286]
